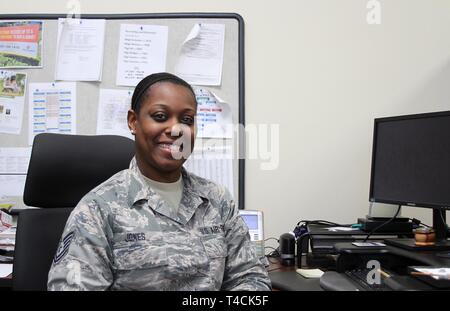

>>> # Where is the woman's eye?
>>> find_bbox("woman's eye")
[181,116,194,125]
[152,113,167,122]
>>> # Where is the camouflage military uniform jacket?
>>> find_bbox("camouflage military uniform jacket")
[47,158,271,291]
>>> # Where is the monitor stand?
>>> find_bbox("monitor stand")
[384,238,450,251]
[385,209,450,251]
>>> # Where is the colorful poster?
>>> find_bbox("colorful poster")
[0,21,43,68]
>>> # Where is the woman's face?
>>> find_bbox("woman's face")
[128,82,197,178]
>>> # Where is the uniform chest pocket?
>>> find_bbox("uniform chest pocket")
[201,235,228,259]
[112,232,168,270]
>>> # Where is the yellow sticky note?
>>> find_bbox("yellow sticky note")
[296,268,324,278]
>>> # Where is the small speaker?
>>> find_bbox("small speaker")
[279,232,295,266]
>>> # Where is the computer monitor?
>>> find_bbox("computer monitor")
[369,111,450,242]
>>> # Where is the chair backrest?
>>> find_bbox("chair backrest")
[13,133,134,290]
[24,133,135,208]
[12,208,73,291]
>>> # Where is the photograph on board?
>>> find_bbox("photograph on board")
[0,71,26,97]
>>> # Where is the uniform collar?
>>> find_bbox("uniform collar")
[127,157,208,224]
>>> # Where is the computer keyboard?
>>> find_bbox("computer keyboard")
[345,268,391,291]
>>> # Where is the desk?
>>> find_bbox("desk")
[319,242,450,290]
[268,258,323,291]
[270,240,450,291]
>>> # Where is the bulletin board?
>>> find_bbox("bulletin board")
[0,13,245,209]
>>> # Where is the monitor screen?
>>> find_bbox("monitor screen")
[240,214,259,230]
[370,111,450,208]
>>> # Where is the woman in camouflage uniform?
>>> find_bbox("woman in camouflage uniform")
[48,72,271,291]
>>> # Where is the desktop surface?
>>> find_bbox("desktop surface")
[331,242,450,290]
[320,270,434,291]
[269,239,450,291]
[269,270,323,291]
[267,259,323,291]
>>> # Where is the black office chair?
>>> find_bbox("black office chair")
[12,133,134,291]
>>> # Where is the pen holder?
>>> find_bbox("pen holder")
[414,227,436,246]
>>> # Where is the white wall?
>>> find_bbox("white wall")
[3,0,449,241]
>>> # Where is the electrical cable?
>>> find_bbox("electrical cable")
[438,209,450,236]
[264,237,279,243]
[413,219,432,229]
[363,205,401,242]
[295,220,351,227]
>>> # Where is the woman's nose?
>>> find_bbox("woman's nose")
[164,120,183,137]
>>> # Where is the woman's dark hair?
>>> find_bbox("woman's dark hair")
[131,72,197,115]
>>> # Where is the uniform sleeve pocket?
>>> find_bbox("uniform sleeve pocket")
[112,233,168,270]
[201,235,228,259]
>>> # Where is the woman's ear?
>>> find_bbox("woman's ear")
[127,109,137,135]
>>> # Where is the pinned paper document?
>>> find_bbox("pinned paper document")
[195,88,232,139]
[175,23,225,86]
[184,144,234,195]
[96,89,133,139]
[55,18,106,81]
[28,82,76,145]
[116,24,168,86]
[183,23,201,45]
[0,147,31,197]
